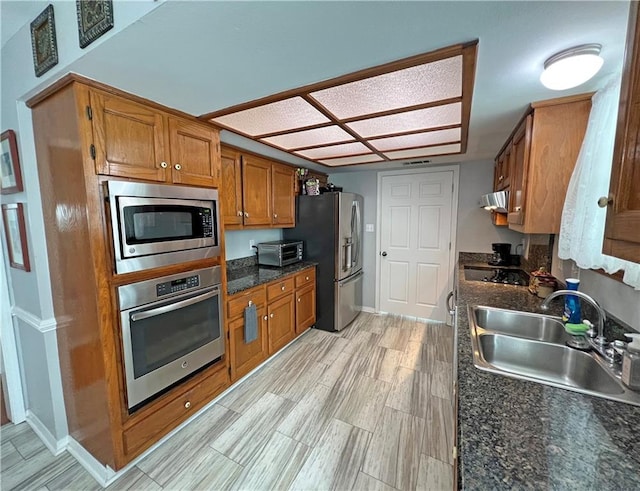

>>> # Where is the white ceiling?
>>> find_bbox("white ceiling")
[3,0,631,173]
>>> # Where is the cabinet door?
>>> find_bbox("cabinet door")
[267,293,295,355]
[168,118,221,188]
[604,1,640,263]
[90,91,168,181]
[295,285,316,335]
[271,164,296,227]
[221,147,243,228]
[507,115,532,226]
[241,155,272,227]
[228,306,268,381]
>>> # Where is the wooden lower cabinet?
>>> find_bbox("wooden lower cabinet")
[226,285,269,382]
[268,293,296,354]
[226,267,316,378]
[122,363,228,458]
[295,285,316,335]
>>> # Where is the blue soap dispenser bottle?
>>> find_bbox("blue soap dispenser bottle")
[563,278,581,324]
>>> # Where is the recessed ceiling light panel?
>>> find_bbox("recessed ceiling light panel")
[320,154,384,166]
[347,102,462,138]
[212,97,330,136]
[261,125,354,150]
[310,56,462,120]
[204,42,477,167]
[384,143,461,160]
[370,127,461,151]
[296,142,371,159]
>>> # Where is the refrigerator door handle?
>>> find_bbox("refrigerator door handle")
[352,200,361,267]
[339,269,363,286]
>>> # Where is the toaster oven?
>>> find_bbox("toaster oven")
[257,240,303,267]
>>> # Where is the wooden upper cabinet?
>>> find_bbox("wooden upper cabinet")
[507,115,532,226]
[502,95,591,234]
[220,144,305,229]
[242,155,272,227]
[494,143,512,191]
[168,118,221,188]
[90,89,220,188]
[220,147,243,228]
[90,90,168,182]
[603,1,640,263]
[271,164,296,227]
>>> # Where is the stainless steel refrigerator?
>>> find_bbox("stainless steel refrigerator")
[284,192,363,332]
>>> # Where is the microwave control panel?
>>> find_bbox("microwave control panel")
[156,275,200,297]
[201,209,213,238]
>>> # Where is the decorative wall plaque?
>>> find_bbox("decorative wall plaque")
[30,4,58,77]
[77,0,114,48]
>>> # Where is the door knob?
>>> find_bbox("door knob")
[263,315,268,321]
[598,196,613,208]
[281,285,285,291]
[381,251,387,257]
[244,212,249,218]
[174,163,182,170]
[237,210,243,217]
[160,161,168,168]
[273,214,278,219]
[184,401,191,409]
[270,313,274,318]
[297,298,301,302]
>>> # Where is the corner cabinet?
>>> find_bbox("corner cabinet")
[90,88,221,187]
[496,94,592,234]
[603,1,640,263]
[220,145,296,229]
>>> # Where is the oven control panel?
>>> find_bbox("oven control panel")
[156,275,200,297]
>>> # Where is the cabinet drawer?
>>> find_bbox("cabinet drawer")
[295,268,315,288]
[267,277,295,301]
[227,285,266,319]
[122,366,228,456]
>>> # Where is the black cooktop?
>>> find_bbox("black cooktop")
[464,266,529,286]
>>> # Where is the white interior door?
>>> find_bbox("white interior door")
[378,170,455,321]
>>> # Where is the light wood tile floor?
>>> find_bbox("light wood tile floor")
[0,313,454,491]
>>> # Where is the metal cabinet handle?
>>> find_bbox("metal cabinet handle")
[273,214,278,219]
[446,291,455,315]
[184,401,191,409]
[515,206,522,212]
[499,175,504,181]
[263,315,268,321]
[237,210,243,217]
[160,161,168,168]
[297,298,301,302]
[244,212,249,218]
[248,300,253,306]
[305,276,309,280]
[270,313,274,318]
[174,163,182,170]
[281,285,285,291]
[598,196,613,208]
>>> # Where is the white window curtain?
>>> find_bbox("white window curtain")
[558,74,640,290]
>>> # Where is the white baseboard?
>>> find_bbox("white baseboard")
[67,437,116,487]
[26,410,68,456]
[361,306,377,314]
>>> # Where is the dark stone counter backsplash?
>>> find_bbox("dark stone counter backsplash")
[456,252,640,490]
[226,256,317,295]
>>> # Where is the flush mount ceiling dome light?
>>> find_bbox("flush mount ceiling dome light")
[540,44,604,91]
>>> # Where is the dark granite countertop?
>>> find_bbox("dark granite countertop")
[226,261,317,295]
[456,255,640,490]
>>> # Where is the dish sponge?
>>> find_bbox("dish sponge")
[564,322,589,334]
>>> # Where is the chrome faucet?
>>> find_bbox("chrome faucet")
[541,290,608,347]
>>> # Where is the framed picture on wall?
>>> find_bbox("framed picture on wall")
[76,0,114,48]
[0,130,24,195]
[30,4,58,77]
[2,203,31,272]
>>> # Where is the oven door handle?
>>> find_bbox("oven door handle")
[130,287,219,322]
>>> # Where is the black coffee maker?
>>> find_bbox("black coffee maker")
[489,243,511,266]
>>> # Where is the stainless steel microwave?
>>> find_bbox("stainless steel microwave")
[257,240,303,267]
[106,181,220,274]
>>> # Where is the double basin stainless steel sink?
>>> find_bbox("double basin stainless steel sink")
[468,306,640,406]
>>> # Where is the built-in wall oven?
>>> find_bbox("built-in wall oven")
[118,266,224,410]
[106,181,220,274]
